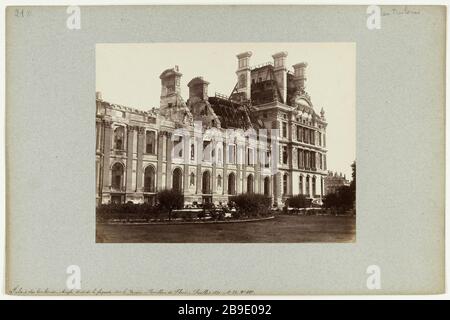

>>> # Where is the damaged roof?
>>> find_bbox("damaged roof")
[208,96,264,130]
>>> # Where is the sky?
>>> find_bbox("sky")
[96,43,355,178]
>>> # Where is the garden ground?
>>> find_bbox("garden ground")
[96,214,356,243]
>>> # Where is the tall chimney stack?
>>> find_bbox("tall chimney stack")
[272,51,288,103]
[159,66,182,108]
[235,51,252,101]
[292,62,308,92]
[187,76,209,102]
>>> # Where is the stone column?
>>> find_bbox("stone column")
[196,136,202,195]
[288,145,294,197]
[96,120,101,153]
[222,142,228,195]
[102,120,112,193]
[274,172,282,207]
[126,126,135,193]
[211,141,217,196]
[255,148,261,194]
[241,145,247,193]
[165,132,173,190]
[135,127,145,193]
[156,131,164,190]
[212,165,216,194]
[183,135,190,193]
[236,145,242,194]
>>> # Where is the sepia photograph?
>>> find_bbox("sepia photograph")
[4,3,446,298]
[95,43,356,243]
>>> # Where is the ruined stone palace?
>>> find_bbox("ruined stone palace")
[96,51,328,207]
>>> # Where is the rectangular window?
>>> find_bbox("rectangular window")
[190,143,195,160]
[297,126,302,142]
[304,152,309,169]
[282,146,288,165]
[303,129,308,144]
[247,148,254,165]
[203,140,211,161]
[301,150,305,168]
[146,131,156,154]
[282,122,287,138]
[310,131,315,145]
[228,145,236,164]
[265,151,270,168]
[173,135,183,159]
[311,152,316,169]
[145,131,156,154]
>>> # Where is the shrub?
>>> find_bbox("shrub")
[156,189,184,221]
[229,194,271,217]
[231,210,241,220]
[286,194,309,209]
[96,203,161,222]
[323,186,354,212]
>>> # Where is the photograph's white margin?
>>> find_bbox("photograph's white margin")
[0,0,448,300]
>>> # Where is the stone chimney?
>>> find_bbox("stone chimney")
[96,91,102,100]
[292,62,308,92]
[187,77,209,101]
[159,66,182,108]
[235,51,252,101]
[272,52,288,103]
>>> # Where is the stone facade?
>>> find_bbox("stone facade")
[96,51,328,207]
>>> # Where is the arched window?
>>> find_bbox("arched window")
[283,174,288,195]
[228,173,236,195]
[144,165,155,192]
[172,168,182,192]
[217,175,222,188]
[111,163,124,191]
[264,177,270,196]
[146,131,156,154]
[114,126,125,150]
[247,174,254,194]
[312,176,316,197]
[202,171,211,194]
[306,176,310,197]
[189,172,195,186]
[299,176,303,195]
